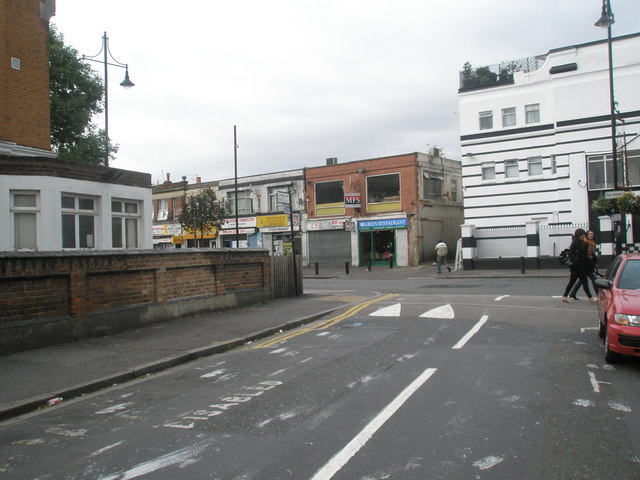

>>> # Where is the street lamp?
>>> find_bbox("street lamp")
[595,0,618,190]
[83,32,134,167]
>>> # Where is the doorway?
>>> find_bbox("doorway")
[360,230,395,266]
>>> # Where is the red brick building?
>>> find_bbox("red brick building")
[303,152,463,267]
[0,0,56,156]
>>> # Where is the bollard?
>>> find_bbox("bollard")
[367,260,372,272]
[520,256,525,274]
[389,256,393,268]
[345,261,350,275]
[315,262,319,275]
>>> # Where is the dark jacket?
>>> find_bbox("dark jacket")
[569,238,589,274]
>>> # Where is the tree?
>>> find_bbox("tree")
[49,25,118,165]
[179,189,229,247]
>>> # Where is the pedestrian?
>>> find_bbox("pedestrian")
[562,228,597,303]
[568,229,599,300]
[435,239,451,273]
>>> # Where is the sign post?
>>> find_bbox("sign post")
[280,189,299,296]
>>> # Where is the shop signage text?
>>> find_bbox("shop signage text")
[358,218,407,231]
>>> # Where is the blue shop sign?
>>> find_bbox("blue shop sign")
[358,218,407,231]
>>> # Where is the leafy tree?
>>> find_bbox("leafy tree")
[49,25,118,165]
[179,189,229,247]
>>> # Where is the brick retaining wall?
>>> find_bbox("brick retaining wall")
[0,249,271,354]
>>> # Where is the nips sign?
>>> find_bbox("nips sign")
[345,193,361,208]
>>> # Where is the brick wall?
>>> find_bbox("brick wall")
[0,0,51,150]
[0,249,272,354]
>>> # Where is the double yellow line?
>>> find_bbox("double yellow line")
[249,293,398,349]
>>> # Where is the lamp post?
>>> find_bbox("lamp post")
[595,0,618,189]
[595,0,623,253]
[83,32,134,167]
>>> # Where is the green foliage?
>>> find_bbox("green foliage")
[179,189,229,245]
[49,25,116,165]
[591,194,614,215]
[616,191,639,214]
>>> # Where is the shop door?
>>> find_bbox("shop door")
[360,230,395,266]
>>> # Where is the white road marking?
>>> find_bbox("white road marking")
[494,295,509,301]
[310,368,437,480]
[581,327,599,333]
[452,315,489,349]
[588,371,610,393]
[574,399,595,407]
[370,303,401,317]
[473,455,504,470]
[95,403,133,415]
[97,442,209,480]
[200,369,226,378]
[609,401,632,412]
[90,441,124,458]
[420,304,454,319]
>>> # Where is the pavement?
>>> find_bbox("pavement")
[0,264,566,421]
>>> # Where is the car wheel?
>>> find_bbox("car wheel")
[598,317,606,339]
[604,329,622,364]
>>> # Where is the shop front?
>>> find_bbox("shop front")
[357,217,408,266]
[306,218,351,266]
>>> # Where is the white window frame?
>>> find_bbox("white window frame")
[157,198,168,220]
[11,190,39,250]
[450,179,458,202]
[481,162,496,181]
[525,103,540,124]
[502,107,516,127]
[227,190,253,215]
[505,159,519,178]
[528,156,543,176]
[268,186,286,212]
[61,194,98,249]
[112,199,141,249]
[479,111,493,130]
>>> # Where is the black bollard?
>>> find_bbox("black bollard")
[315,262,319,275]
[345,261,350,275]
[520,256,525,274]
[389,256,393,268]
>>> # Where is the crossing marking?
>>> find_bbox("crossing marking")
[370,303,401,317]
[420,304,455,319]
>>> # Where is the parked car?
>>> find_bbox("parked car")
[595,253,640,363]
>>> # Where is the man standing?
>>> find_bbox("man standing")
[435,239,451,273]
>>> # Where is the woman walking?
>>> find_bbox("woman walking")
[562,228,597,303]
[568,229,598,300]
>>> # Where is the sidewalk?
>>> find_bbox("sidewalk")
[0,266,565,421]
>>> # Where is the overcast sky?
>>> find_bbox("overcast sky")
[52,0,639,184]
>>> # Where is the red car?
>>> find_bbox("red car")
[596,253,640,363]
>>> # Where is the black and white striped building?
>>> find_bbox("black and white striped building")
[458,33,640,269]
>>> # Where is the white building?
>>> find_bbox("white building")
[1,156,153,251]
[458,33,640,268]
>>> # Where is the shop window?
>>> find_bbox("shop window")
[62,194,97,249]
[112,199,140,248]
[315,180,344,216]
[367,173,400,212]
[11,191,39,249]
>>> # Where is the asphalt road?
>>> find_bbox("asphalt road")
[1,276,639,479]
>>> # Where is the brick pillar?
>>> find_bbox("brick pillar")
[461,224,476,270]
[69,267,87,317]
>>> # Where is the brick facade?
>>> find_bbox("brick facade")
[0,0,52,151]
[0,249,271,354]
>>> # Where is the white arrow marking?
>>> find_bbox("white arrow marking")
[420,304,455,319]
[370,303,401,317]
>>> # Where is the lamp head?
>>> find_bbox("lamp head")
[120,67,135,88]
[595,0,614,28]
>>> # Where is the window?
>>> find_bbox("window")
[315,180,344,216]
[172,197,183,218]
[423,172,442,200]
[625,149,640,187]
[11,191,38,249]
[481,162,495,181]
[367,173,401,212]
[588,154,614,190]
[479,111,493,130]
[450,179,458,202]
[551,155,557,175]
[156,198,168,220]
[268,187,287,212]
[525,104,540,124]
[505,159,519,178]
[502,107,516,127]
[112,199,140,248]
[528,156,543,176]
[227,190,253,215]
[61,194,97,249]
